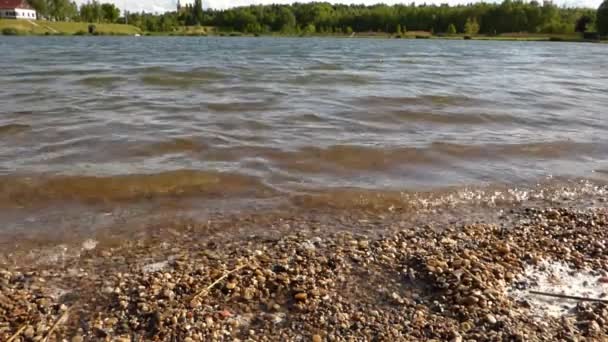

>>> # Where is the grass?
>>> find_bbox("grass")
[0,19,141,35]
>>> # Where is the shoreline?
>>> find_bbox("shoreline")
[1,20,604,43]
[1,192,607,340]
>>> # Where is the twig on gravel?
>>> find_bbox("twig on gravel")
[7,325,26,342]
[529,290,608,303]
[43,307,71,342]
[190,264,249,301]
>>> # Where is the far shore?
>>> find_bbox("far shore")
[1,19,605,43]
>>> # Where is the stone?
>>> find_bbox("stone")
[295,292,308,301]
[71,335,84,342]
[24,326,35,339]
[312,334,323,342]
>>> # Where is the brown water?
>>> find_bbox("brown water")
[1,37,608,240]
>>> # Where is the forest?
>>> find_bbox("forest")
[24,0,607,36]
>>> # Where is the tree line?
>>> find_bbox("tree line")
[28,0,120,23]
[25,0,608,36]
[122,0,597,35]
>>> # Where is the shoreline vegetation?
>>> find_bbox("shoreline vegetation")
[2,0,608,42]
[0,19,605,42]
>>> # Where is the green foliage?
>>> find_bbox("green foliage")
[80,1,103,23]
[2,27,22,35]
[302,23,316,34]
[447,23,457,34]
[29,0,78,21]
[201,1,592,35]
[598,0,608,35]
[101,3,120,23]
[53,0,595,35]
[575,15,592,32]
[464,17,480,35]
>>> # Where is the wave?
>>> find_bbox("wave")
[0,124,30,136]
[249,141,602,174]
[291,178,608,210]
[139,67,228,88]
[77,76,123,88]
[0,170,275,207]
[130,138,208,157]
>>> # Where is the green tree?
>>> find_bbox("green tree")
[464,17,480,34]
[599,0,608,35]
[29,0,48,18]
[101,3,120,23]
[302,23,316,34]
[80,1,102,23]
[277,7,296,32]
[193,0,204,25]
[447,23,457,34]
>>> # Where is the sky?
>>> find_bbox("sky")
[82,0,602,14]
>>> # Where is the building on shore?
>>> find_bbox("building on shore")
[0,0,36,19]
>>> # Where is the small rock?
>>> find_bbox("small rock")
[295,292,308,301]
[162,289,175,300]
[486,314,497,325]
[312,334,323,342]
[71,335,84,342]
[226,282,237,290]
[24,326,35,339]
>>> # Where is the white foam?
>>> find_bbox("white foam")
[509,261,608,318]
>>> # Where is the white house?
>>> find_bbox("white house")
[0,0,37,20]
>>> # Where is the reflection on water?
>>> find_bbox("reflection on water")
[0,37,607,212]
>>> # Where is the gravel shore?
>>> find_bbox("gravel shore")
[1,203,608,341]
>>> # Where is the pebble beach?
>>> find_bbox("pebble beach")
[2,191,608,341]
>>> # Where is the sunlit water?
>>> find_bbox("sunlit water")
[1,36,608,238]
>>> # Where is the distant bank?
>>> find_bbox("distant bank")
[0,19,140,35]
[0,19,605,43]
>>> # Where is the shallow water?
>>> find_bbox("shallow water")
[1,37,608,237]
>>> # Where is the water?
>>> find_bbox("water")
[1,36,608,237]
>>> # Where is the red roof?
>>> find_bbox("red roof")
[0,0,32,9]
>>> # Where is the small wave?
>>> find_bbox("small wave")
[77,76,123,88]
[430,141,601,159]
[289,72,372,86]
[307,62,344,71]
[291,179,608,211]
[0,123,30,136]
[249,141,601,175]
[139,67,227,88]
[358,95,481,108]
[383,110,520,125]
[0,170,274,207]
[130,138,208,157]
[206,99,277,113]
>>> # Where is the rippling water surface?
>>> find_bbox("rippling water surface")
[1,37,608,233]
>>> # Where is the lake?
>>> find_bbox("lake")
[1,37,607,236]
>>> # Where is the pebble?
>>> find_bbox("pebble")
[294,292,308,301]
[2,205,608,341]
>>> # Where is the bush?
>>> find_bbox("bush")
[1,28,21,35]
[88,24,96,35]
[549,36,564,41]
[447,23,457,34]
[74,30,88,36]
